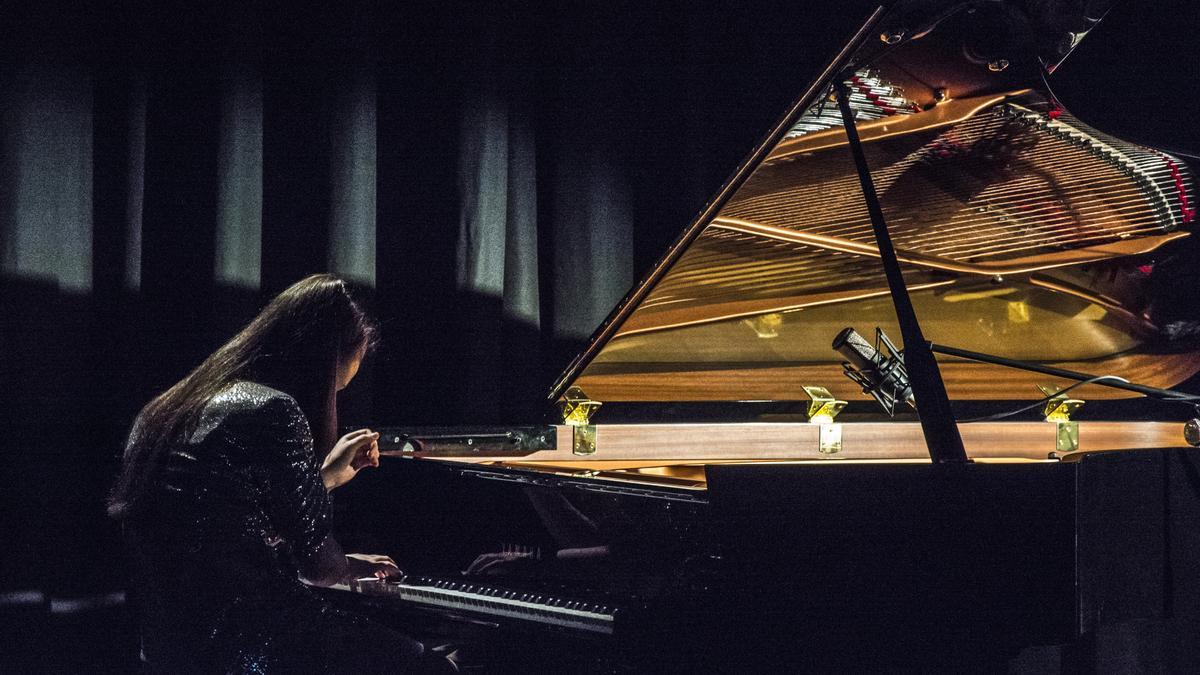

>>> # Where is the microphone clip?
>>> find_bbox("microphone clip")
[841,328,910,416]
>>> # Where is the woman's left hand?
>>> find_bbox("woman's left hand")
[321,429,380,491]
[345,553,403,581]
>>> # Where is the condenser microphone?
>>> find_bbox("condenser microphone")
[832,327,916,415]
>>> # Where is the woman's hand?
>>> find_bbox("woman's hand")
[463,545,611,576]
[321,429,380,491]
[463,550,538,576]
[345,553,403,581]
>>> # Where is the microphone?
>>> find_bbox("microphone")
[832,327,916,415]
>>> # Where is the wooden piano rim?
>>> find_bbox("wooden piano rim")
[418,421,1194,491]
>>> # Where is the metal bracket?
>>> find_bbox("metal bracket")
[1039,384,1083,454]
[560,386,602,456]
[804,386,847,455]
[376,426,556,457]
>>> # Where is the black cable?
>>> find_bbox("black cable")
[959,375,1130,422]
[1160,392,1200,403]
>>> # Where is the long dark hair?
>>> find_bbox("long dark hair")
[108,274,378,520]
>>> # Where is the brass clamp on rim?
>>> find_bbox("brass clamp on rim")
[560,386,602,456]
[1039,384,1084,454]
[804,386,847,455]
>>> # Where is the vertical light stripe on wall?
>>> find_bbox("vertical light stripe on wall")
[502,102,539,326]
[552,145,634,339]
[328,70,377,287]
[214,64,264,289]
[457,90,509,300]
[125,78,146,291]
[0,63,93,293]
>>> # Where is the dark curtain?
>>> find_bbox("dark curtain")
[3,0,831,607]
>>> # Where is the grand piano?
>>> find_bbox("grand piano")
[328,1,1200,670]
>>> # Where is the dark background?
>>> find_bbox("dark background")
[2,0,1198,670]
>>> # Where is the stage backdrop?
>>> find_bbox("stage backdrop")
[0,0,884,606]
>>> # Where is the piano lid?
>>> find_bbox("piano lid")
[551,1,1199,406]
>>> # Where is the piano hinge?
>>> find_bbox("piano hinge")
[804,386,847,455]
[1040,384,1084,454]
[560,386,602,456]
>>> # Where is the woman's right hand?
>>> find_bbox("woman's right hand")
[463,550,537,576]
[345,553,403,581]
[321,429,380,491]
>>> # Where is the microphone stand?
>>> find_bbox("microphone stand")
[926,341,1200,447]
[835,79,968,464]
[926,342,1197,403]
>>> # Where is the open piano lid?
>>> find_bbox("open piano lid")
[550,0,1199,408]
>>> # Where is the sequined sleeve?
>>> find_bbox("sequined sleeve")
[220,392,332,563]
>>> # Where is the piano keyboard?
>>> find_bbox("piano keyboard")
[332,575,617,635]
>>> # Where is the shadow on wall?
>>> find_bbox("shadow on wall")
[0,266,269,670]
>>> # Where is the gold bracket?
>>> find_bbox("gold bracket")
[1039,384,1083,454]
[560,386,602,456]
[804,386,847,455]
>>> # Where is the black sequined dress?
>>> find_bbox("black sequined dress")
[126,381,424,673]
